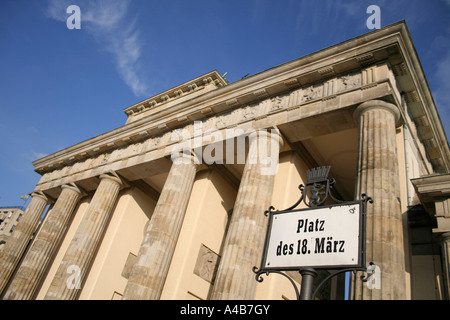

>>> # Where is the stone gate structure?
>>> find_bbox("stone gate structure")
[1,22,449,300]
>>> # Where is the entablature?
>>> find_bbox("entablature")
[32,21,449,184]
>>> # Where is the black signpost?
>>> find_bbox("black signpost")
[253,166,374,300]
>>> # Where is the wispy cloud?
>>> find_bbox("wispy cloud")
[46,0,150,98]
[31,152,48,160]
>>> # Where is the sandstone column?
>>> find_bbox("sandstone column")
[44,172,122,300]
[0,191,49,294]
[440,232,450,300]
[122,152,199,300]
[353,100,406,299]
[3,183,84,300]
[211,130,280,300]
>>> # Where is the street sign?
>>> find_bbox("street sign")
[261,201,364,270]
[253,166,372,300]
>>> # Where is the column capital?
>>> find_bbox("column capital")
[171,149,202,166]
[28,190,51,204]
[99,171,123,186]
[246,128,281,176]
[441,232,450,242]
[353,99,401,125]
[248,127,284,147]
[61,182,85,197]
[272,127,284,149]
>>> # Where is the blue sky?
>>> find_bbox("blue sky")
[0,0,449,207]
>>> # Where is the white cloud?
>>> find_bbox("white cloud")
[46,0,150,98]
[31,152,48,160]
[45,0,71,22]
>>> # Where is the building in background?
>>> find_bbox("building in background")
[0,207,25,250]
[0,21,449,300]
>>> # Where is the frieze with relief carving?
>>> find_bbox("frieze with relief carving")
[36,69,367,186]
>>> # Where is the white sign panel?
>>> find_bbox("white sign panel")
[262,202,362,269]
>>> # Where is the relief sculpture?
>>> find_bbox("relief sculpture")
[194,244,219,284]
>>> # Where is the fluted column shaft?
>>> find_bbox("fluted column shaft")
[122,153,198,300]
[0,191,49,294]
[44,172,122,300]
[4,183,84,300]
[353,100,406,300]
[441,232,450,300]
[211,130,280,300]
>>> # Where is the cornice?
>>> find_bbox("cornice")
[411,174,450,219]
[412,173,450,197]
[395,24,450,173]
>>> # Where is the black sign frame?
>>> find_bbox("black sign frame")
[252,166,374,300]
[259,200,367,272]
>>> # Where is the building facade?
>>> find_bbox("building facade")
[0,207,25,250]
[0,22,449,300]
